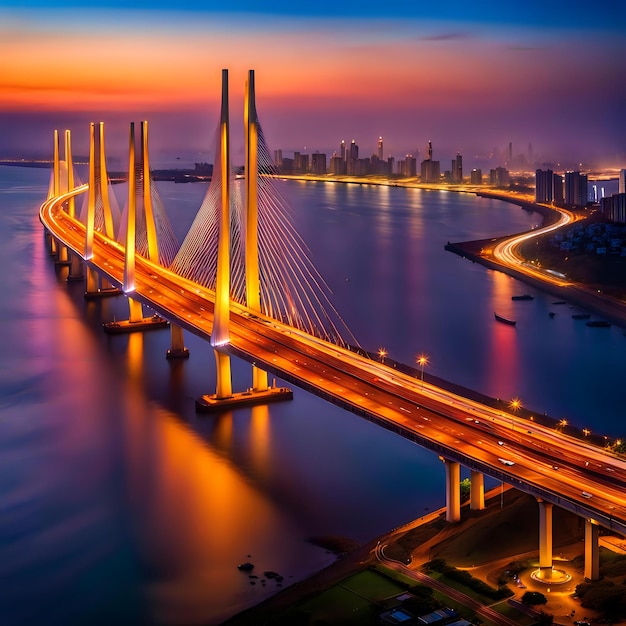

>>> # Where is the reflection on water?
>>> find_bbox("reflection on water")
[2,167,626,625]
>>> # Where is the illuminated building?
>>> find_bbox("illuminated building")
[552,173,564,205]
[470,168,483,184]
[420,140,440,182]
[564,171,588,208]
[399,155,417,177]
[349,140,358,161]
[489,167,510,188]
[619,168,626,194]
[535,169,554,203]
[377,136,383,160]
[452,153,463,183]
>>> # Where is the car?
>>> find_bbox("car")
[581,492,592,499]
[498,458,515,466]
[497,441,504,446]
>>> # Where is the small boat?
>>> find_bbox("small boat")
[237,562,254,571]
[512,294,534,301]
[572,313,591,320]
[552,300,566,305]
[586,320,611,328]
[494,313,516,326]
[549,312,556,318]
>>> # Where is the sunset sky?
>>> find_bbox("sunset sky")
[1,1,624,167]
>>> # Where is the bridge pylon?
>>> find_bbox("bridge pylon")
[64,129,85,281]
[45,130,60,257]
[245,69,269,392]
[103,121,168,334]
[196,69,292,412]
[84,122,121,299]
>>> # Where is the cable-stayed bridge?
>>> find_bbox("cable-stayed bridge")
[40,69,626,585]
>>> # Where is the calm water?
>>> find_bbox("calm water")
[1,165,624,625]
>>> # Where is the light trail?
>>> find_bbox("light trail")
[492,206,578,286]
[41,188,626,536]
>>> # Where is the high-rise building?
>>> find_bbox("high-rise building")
[470,168,483,184]
[490,167,510,187]
[350,140,359,161]
[507,142,513,165]
[329,155,346,175]
[619,168,626,194]
[553,173,564,205]
[311,153,327,175]
[340,140,346,161]
[274,149,283,167]
[601,193,626,223]
[401,155,416,177]
[377,136,383,161]
[427,140,433,161]
[421,159,440,182]
[564,171,588,207]
[535,169,554,203]
[452,153,463,183]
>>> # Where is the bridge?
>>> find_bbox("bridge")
[39,69,626,584]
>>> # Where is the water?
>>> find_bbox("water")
[1,166,624,625]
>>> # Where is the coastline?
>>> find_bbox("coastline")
[278,173,626,330]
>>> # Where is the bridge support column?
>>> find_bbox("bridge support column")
[470,470,485,511]
[584,519,600,581]
[67,253,84,282]
[214,348,233,399]
[537,498,553,575]
[443,459,461,523]
[48,234,58,257]
[167,324,189,359]
[85,266,99,295]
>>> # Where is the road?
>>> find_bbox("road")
[40,187,626,536]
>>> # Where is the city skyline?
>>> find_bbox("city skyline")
[0,1,625,165]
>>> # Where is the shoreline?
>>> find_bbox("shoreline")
[279,173,626,330]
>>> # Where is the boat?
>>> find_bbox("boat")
[552,300,566,305]
[494,313,516,326]
[586,320,611,328]
[512,294,533,301]
[549,312,556,318]
[572,313,591,320]
[237,562,254,571]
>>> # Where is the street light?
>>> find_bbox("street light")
[378,348,387,363]
[417,354,429,388]
[509,398,521,435]
[558,418,568,431]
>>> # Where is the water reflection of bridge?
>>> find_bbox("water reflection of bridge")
[40,69,624,585]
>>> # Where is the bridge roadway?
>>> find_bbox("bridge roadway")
[41,188,626,536]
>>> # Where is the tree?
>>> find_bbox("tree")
[521,591,548,606]
[460,478,471,502]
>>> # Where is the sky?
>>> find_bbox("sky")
[0,0,625,168]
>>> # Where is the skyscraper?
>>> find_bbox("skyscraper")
[620,168,626,194]
[535,169,554,203]
[377,136,383,161]
[340,140,346,162]
[564,171,588,207]
[453,153,463,183]
[350,140,358,161]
